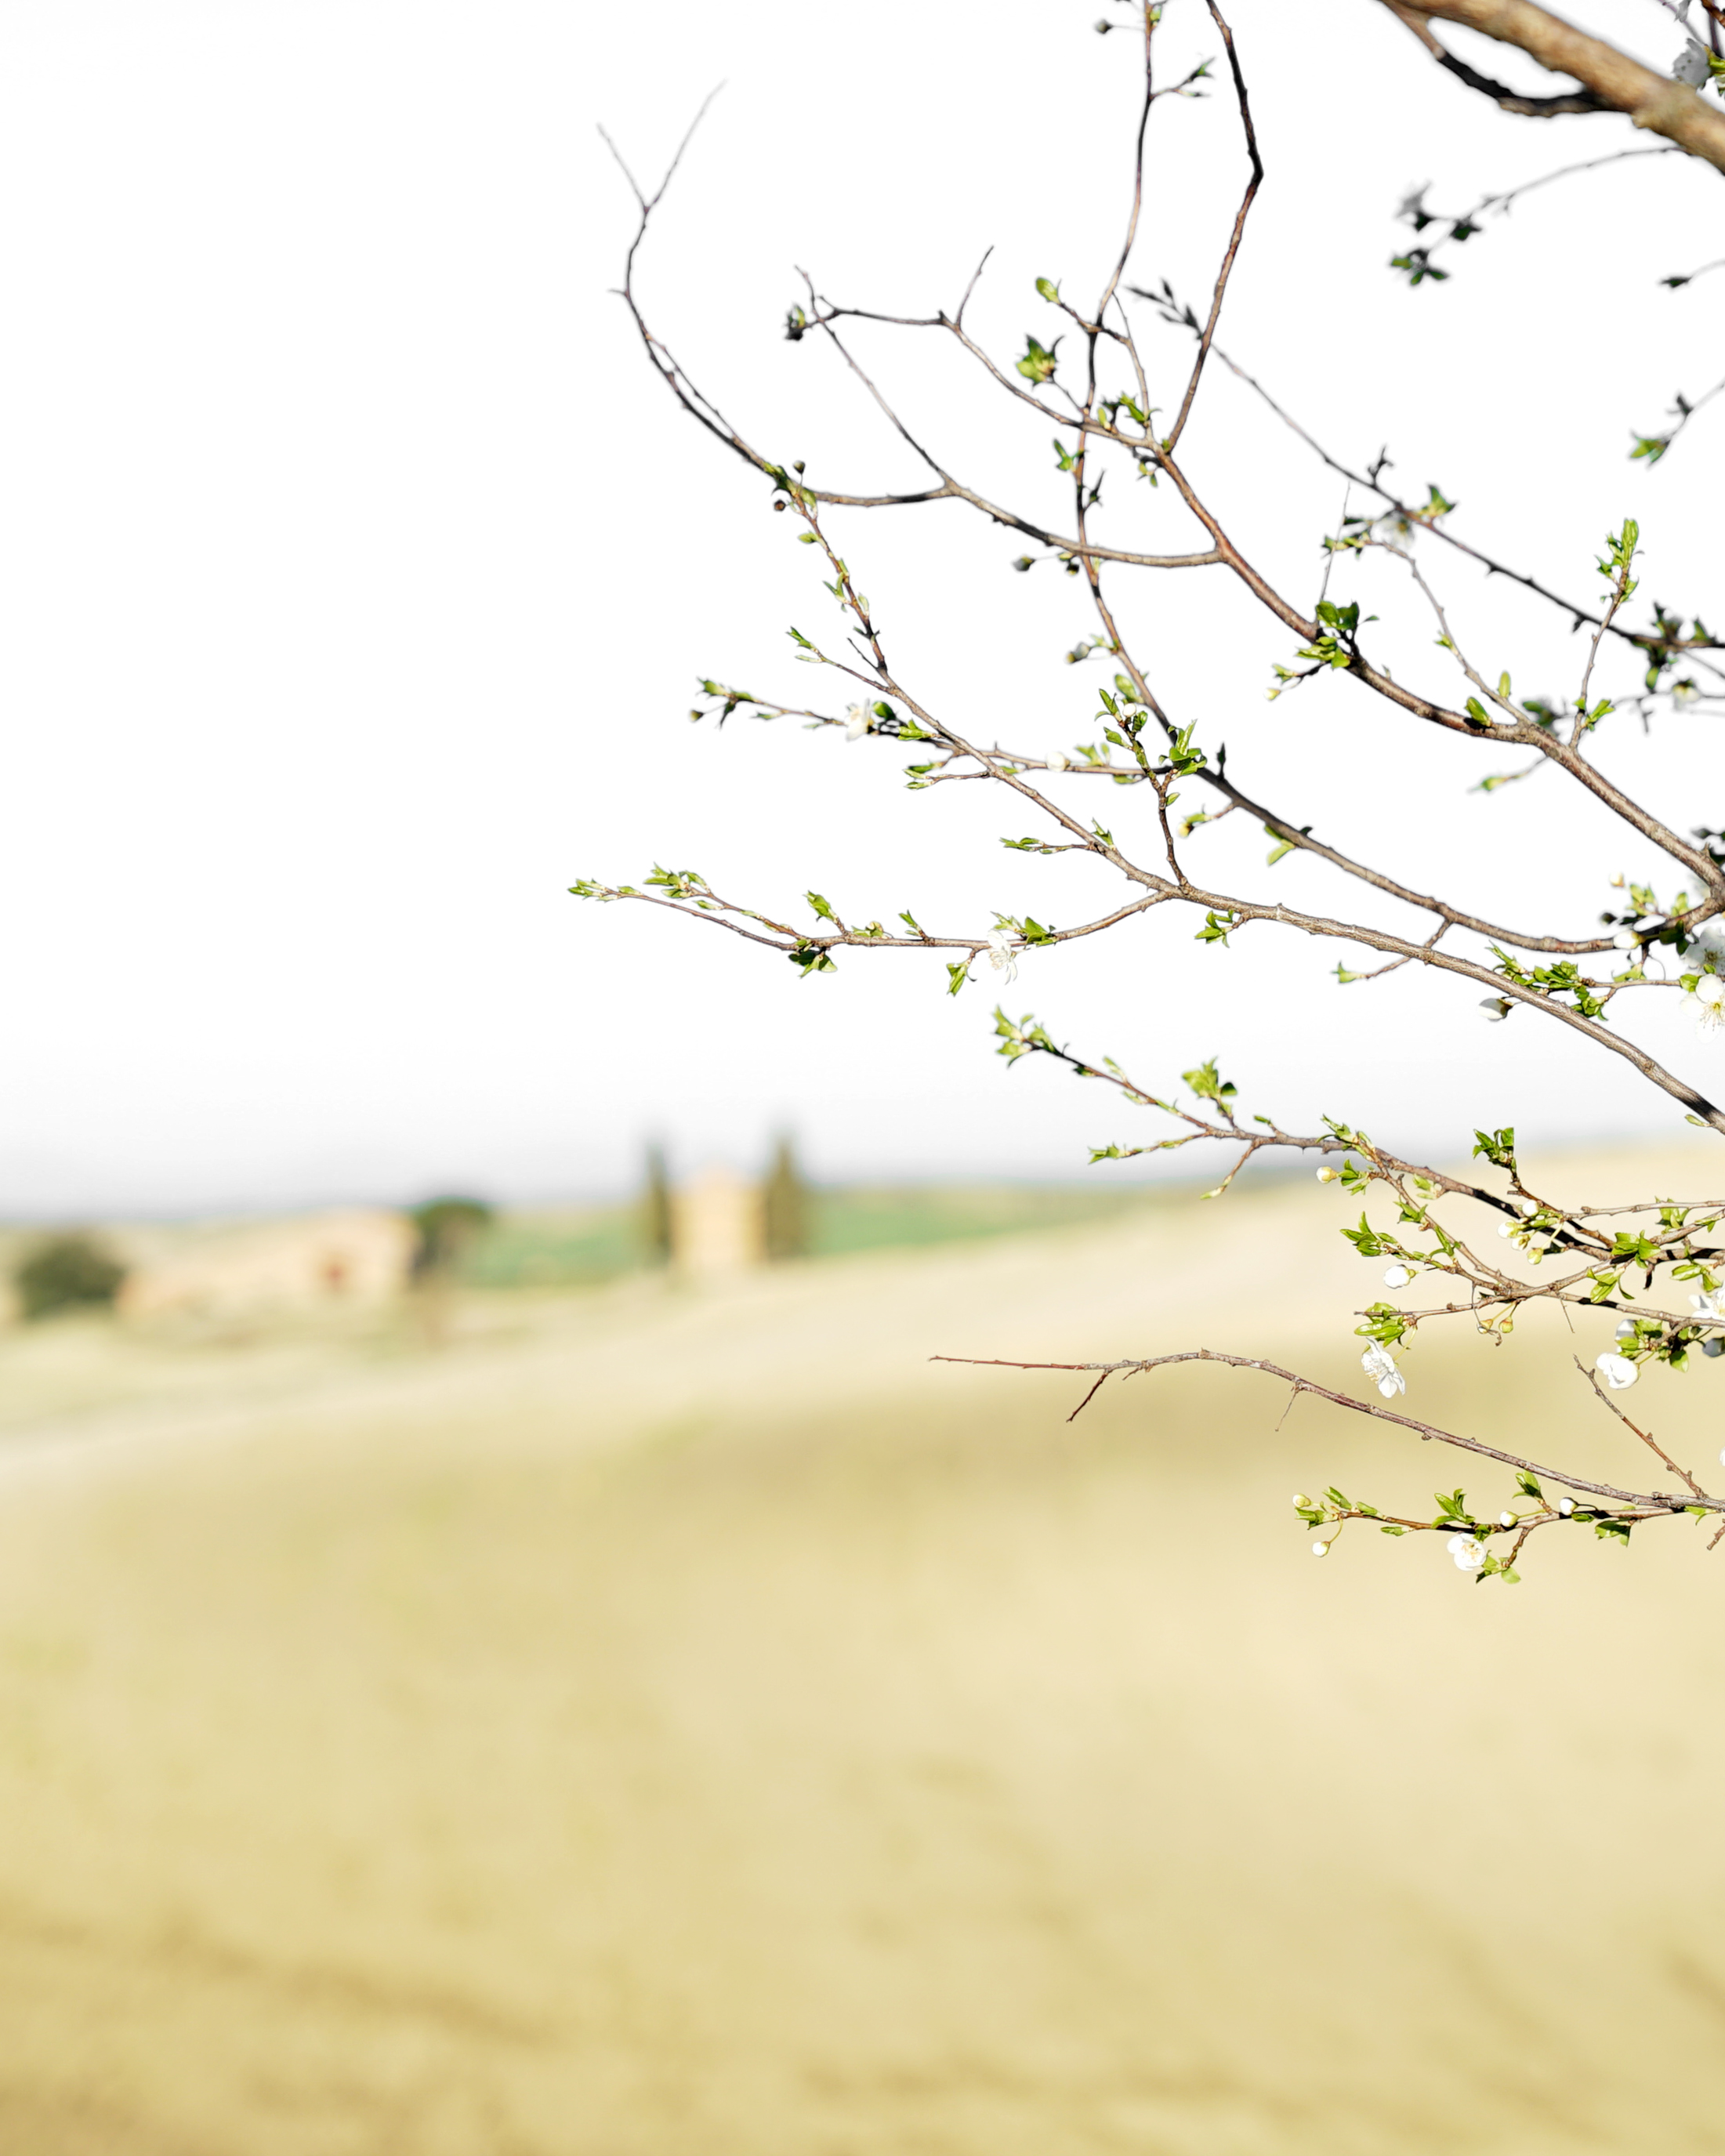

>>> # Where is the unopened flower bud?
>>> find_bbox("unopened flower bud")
[1311,1540,1330,1558]
[1558,1497,1575,1516]
[1499,1512,1515,1528]
[1316,1166,1339,1183]
[1383,1263,1412,1288]
[1292,1493,1310,1508]
[1519,1198,1538,1217]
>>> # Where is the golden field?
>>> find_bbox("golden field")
[2,1150,1725,2153]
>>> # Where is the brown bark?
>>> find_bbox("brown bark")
[1382,0,1725,171]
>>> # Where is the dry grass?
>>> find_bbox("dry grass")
[2,1150,1724,2151]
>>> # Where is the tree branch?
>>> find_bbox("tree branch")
[1380,0,1725,172]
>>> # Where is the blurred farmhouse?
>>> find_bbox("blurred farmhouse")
[0,1143,1163,1328]
[117,1210,415,1321]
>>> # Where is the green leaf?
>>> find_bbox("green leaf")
[1264,822,1310,867]
[1182,1059,1238,1103]
[1016,335,1060,385]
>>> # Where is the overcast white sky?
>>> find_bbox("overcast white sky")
[1,0,1720,1217]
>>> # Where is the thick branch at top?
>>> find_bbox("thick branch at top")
[1381,0,1725,170]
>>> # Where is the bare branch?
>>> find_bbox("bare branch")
[933,1350,1723,1514]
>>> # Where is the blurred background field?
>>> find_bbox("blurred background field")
[2,1150,1724,2152]
[461,1179,1160,1291]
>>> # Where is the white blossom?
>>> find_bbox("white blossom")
[1673,679,1701,706]
[1687,973,1725,1032]
[1372,513,1415,554]
[969,929,1019,985]
[1675,37,1710,85]
[1447,1532,1487,1573]
[1690,1289,1724,1327]
[1480,998,1511,1023]
[1595,1351,1640,1390]
[843,702,873,741]
[1383,1263,1413,1289]
[1360,1343,1405,1399]
[1614,1317,1638,1341]
[1689,922,1725,969]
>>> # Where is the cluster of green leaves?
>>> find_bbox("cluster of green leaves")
[1641,603,1712,691]
[992,1007,1054,1062]
[1387,180,1488,289]
[689,678,766,725]
[1489,948,1606,1019]
[1016,335,1060,385]
[571,862,710,906]
[1596,518,1640,601]
[1300,600,1367,669]
[1182,1058,1236,1106]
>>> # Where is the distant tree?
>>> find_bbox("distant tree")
[16,1234,126,1321]
[763,1134,810,1262]
[408,1197,494,1280]
[642,1144,673,1266]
